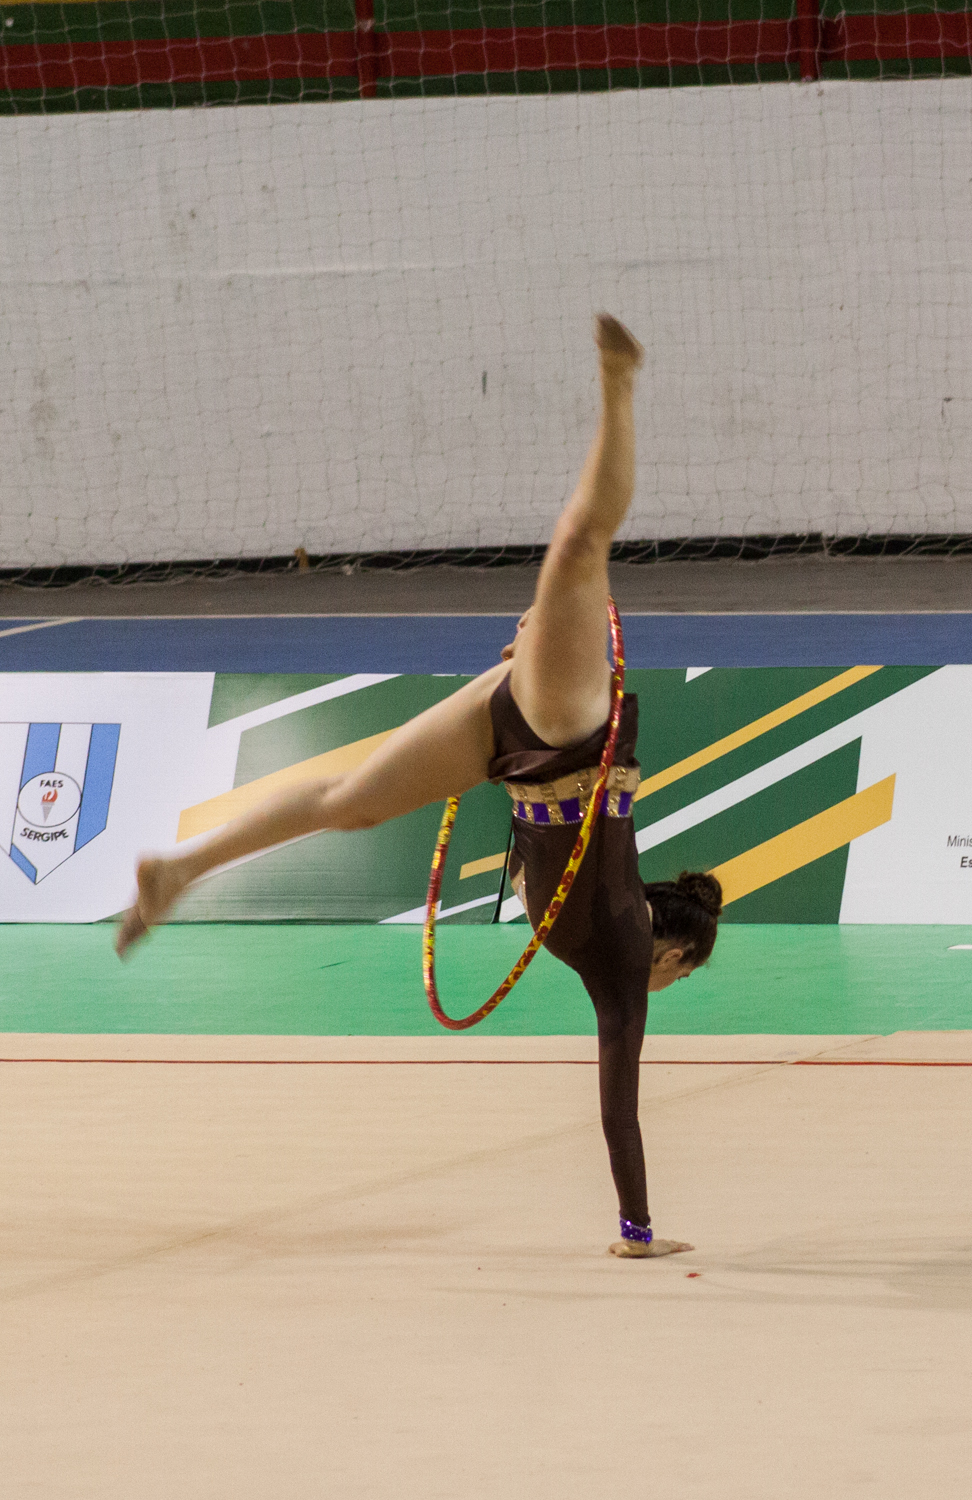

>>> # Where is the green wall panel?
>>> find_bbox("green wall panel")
[0,0,354,45]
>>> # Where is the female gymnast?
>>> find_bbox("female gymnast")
[117,314,723,1259]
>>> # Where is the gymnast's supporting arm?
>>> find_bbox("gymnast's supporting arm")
[592,976,651,1228]
[588,973,694,1259]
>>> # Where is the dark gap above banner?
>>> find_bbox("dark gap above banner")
[6,535,972,591]
[3,613,972,672]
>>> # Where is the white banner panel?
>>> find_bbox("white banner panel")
[0,675,213,921]
[841,666,972,924]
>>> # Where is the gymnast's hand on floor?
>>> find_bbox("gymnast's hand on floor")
[609,1237,695,1258]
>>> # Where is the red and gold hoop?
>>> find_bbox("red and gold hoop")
[423,600,626,1031]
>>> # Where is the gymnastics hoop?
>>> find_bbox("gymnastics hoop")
[423,599,626,1032]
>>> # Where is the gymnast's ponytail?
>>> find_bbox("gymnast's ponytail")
[643,870,723,966]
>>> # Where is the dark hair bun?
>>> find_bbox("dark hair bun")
[675,871,723,919]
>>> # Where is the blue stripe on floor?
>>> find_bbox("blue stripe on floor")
[1,613,972,673]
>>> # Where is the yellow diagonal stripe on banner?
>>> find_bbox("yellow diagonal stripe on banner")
[634,665,882,802]
[177,729,394,842]
[459,853,509,880]
[711,775,895,907]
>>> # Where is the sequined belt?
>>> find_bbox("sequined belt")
[503,764,641,826]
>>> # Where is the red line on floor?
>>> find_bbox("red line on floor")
[792,1058,972,1067]
[2,1057,970,1067]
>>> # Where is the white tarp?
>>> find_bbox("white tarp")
[2,79,971,566]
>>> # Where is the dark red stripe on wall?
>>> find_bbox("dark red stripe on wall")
[3,13,971,92]
[0,32,359,90]
[834,9,972,60]
[379,21,796,74]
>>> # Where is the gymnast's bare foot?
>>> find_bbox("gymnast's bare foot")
[115,855,190,958]
[595,312,644,373]
[609,1237,695,1258]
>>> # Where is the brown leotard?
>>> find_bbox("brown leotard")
[488,673,653,1229]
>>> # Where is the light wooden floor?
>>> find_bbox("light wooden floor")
[2,1035,970,1499]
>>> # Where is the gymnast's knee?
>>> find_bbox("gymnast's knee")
[317,778,381,832]
[546,523,608,572]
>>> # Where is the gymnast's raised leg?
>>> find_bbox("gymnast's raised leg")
[506,313,641,747]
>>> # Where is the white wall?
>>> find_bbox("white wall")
[2,80,971,565]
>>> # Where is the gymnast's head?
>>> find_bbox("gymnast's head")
[644,871,723,992]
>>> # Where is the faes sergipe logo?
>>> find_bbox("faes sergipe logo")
[5,722,120,883]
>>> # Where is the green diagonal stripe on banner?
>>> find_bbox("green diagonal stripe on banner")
[208,675,344,730]
[232,675,465,788]
[631,666,937,826]
[640,739,863,924]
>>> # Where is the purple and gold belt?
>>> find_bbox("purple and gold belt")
[503,764,641,826]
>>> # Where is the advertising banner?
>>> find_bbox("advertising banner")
[2,663,971,924]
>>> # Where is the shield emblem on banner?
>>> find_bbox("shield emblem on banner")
[4,722,121,883]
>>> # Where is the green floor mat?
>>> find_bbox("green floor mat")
[2,924,972,1036]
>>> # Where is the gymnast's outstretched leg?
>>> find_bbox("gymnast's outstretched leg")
[115,661,508,954]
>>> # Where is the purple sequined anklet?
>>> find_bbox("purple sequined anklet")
[619,1217,653,1244]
